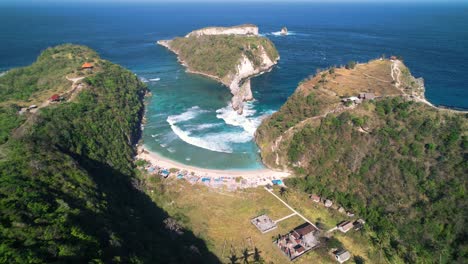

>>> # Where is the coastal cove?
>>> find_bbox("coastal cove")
[1,2,468,170]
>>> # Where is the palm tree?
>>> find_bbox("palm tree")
[242,248,250,264]
[228,253,239,264]
[279,187,288,197]
[253,247,262,262]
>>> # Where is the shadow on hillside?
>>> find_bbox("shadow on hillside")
[73,154,221,264]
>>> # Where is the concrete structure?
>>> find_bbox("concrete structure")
[251,214,277,233]
[338,221,354,233]
[334,249,351,263]
[324,199,333,208]
[358,93,376,100]
[276,223,320,261]
[310,194,321,203]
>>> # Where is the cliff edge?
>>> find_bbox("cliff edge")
[157,25,279,114]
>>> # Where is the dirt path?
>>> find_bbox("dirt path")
[271,103,355,158]
[264,187,318,229]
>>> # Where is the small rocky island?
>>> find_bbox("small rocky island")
[280,27,288,36]
[158,24,280,114]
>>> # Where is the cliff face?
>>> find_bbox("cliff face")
[158,25,279,114]
[186,24,259,38]
[255,58,467,263]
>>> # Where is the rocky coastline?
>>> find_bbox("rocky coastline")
[157,25,279,114]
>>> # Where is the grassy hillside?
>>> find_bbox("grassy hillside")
[168,35,279,80]
[0,44,100,144]
[0,45,218,263]
[256,59,467,263]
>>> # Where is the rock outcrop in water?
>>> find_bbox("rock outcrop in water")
[280,27,288,36]
[157,24,279,114]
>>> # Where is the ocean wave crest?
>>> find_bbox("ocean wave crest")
[215,102,262,136]
[167,106,251,153]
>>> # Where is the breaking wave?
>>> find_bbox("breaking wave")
[167,106,251,153]
[265,31,307,37]
[215,102,263,136]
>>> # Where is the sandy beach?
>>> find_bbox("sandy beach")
[137,145,290,180]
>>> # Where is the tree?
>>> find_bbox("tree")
[345,61,357,70]
[279,187,288,197]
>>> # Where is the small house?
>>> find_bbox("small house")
[358,93,375,100]
[338,221,354,233]
[390,56,397,60]
[28,105,38,110]
[338,207,346,213]
[49,94,60,102]
[81,62,94,69]
[341,96,361,104]
[334,249,351,263]
[324,199,333,208]
[310,194,321,203]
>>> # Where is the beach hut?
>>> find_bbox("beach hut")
[201,177,211,183]
[160,169,170,178]
[272,179,283,185]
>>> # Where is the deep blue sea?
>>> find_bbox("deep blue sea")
[1,3,467,169]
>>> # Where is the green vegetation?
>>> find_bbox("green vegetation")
[345,61,357,70]
[257,62,467,263]
[0,44,98,104]
[0,45,218,263]
[169,35,279,79]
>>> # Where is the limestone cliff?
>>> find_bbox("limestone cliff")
[157,25,279,114]
[185,24,259,38]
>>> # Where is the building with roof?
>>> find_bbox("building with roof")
[275,223,320,261]
[251,214,277,233]
[49,94,60,102]
[358,93,376,100]
[334,249,351,263]
[310,194,321,203]
[324,199,333,208]
[338,221,354,233]
[81,62,94,69]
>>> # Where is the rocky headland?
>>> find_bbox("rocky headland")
[157,24,279,114]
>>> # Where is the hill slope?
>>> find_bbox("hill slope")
[158,24,279,114]
[256,59,467,263]
[0,45,219,263]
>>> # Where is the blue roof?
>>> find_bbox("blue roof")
[272,179,283,185]
[201,177,211,182]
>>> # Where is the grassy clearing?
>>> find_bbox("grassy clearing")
[144,175,378,263]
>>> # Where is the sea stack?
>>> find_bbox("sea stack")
[157,25,279,115]
[280,27,288,36]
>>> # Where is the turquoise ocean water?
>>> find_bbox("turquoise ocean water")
[1,3,467,169]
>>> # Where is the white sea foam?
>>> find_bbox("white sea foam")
[187,123,222,131]
[215,102,262,136]
[160,143,167,148]
[149,78,160,82]
[167,148,176,153]
[266,31,304,37]
[167,106,251,153]
[139,76,149,83]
